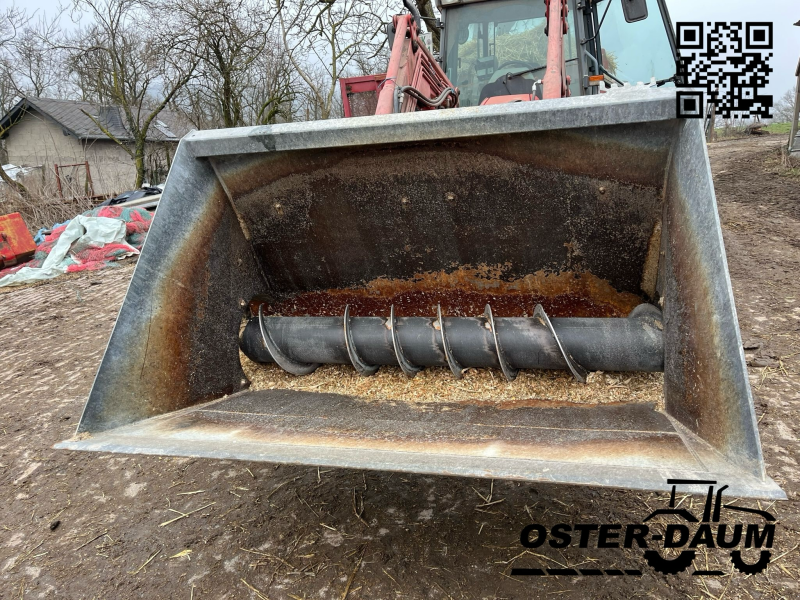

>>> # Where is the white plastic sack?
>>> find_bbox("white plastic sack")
[0,215,138,287]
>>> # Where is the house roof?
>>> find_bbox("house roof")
[0,97,189,143]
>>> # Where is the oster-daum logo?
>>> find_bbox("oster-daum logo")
[514,480,776,577]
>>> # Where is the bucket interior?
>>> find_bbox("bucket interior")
[63,99,780,497]
[213,123,672,409]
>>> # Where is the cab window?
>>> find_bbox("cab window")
[597,0,676,85]
[444,0,578,107]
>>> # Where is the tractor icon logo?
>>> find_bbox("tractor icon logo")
[514,478,777,578]
[642,479,776,575]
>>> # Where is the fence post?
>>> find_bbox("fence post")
[84,161,95,197]
[54,164,63,198]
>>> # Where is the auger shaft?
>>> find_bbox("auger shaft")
[240,303,664,382]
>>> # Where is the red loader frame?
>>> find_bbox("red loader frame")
[340,0,570,117]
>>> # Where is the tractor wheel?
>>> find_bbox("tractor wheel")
[730,550,771,575]
[643,550,696,574]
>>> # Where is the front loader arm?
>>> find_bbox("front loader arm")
[341,0,569,116]
[375,12,459,114]
[542,0,571,99]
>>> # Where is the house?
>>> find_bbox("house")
[0,97,190,197]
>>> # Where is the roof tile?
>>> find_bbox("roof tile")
[7,97,184,142]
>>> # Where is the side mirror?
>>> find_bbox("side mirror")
[621,0,648,23]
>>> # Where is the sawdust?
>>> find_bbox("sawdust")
[240,352,665,410]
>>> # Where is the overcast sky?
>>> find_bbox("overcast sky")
[17,0,800,103]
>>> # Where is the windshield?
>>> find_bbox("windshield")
[444,0,578,107]
[597,0,675,85]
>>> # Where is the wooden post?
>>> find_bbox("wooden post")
[54,163,63,198]
[706,95,716,142]
[789,58,800,154]
[84,161,95,197]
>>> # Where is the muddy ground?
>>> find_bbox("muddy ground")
[1,135,799,599]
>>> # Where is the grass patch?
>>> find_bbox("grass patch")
[710,122,794,142]
[712,128,748,141]
[764,145,800,179]
[764,122,793,134]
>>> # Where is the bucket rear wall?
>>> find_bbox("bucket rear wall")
[211,123,674,302]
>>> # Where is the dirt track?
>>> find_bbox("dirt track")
[1,135,799,599]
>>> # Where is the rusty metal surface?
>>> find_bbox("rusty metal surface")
[75,146,265,434]
[119,392,692,468]
[58,389,785,499]
[210,124,669,300]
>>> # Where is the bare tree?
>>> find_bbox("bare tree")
[67,0,198,187]
[414,0,440,52]
[0,4,28,52]
[10,10,70,99]
[248,46,296,125]
[179,0,266,128]
[0,4,32,197]
[773,87,798,124]
[175,0,295,129]
[276,0,390,120]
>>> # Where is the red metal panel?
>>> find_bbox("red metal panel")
[341,13,458,117]
[339,74,386,118]
[480,94,535,105]
[377,14,457,115]
[0,212,36,269]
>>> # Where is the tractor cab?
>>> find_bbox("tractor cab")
[436,0,680,106]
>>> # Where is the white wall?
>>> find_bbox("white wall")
[6,108,151,196]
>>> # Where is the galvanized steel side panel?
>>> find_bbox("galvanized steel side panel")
[662,119,765,480]
[76,145,265,433]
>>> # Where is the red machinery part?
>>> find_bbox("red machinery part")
[0,212,36,270]
[341,0,572,117]
[480,94,535,106]
[339,74,387,118]
[381,14,457,114]
[340,13,457,118]
[542,0,570,100]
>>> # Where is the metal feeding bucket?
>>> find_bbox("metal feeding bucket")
[58,89,784,499]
